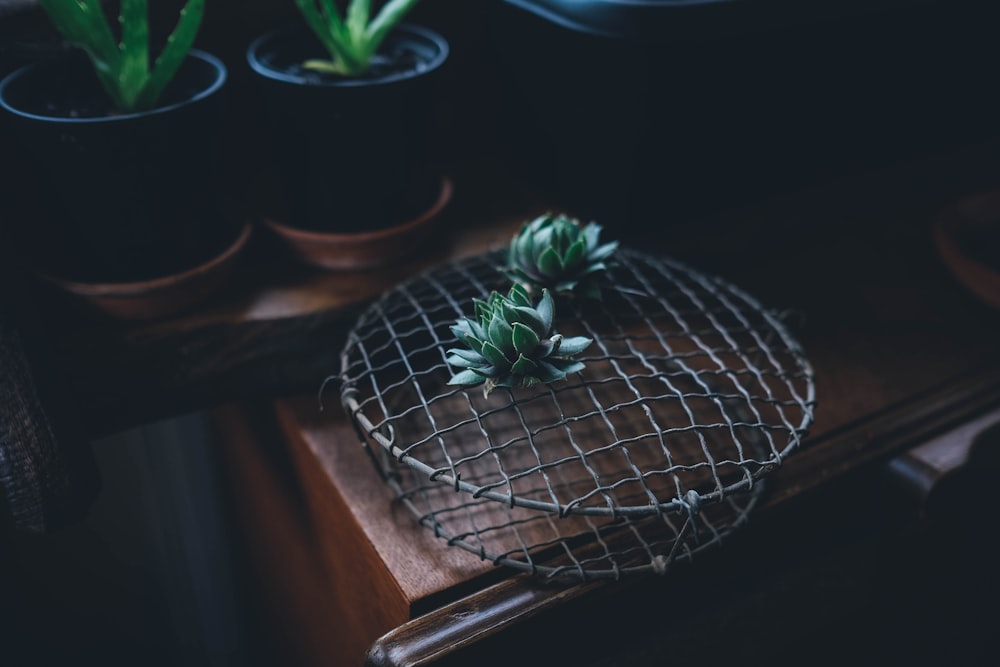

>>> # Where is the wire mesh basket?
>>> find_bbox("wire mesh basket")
[337,247,817,580]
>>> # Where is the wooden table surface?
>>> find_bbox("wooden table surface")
[204,140,1000,666]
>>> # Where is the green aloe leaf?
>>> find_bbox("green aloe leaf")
[365,0,422,57]
[297,0,424,76]
[117,0,149,111]
[346,0,371,37]
[38,0,118,76]
[137,0,205,111]
[38,0,206,112]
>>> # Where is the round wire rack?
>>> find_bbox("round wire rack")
[337,247,817,580]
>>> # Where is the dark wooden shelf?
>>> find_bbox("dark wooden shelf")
[10,131,1000,442]
[6,157,560,438]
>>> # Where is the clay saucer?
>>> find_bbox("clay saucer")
[934,189,1000,310]
[263,175,453,271]
[38,220,254,321]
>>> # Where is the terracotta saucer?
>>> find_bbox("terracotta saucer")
[38,220,254,321]
[934,189,1000,310]
[263,175,453,271]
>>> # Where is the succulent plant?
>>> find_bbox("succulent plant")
[446,284,593,397]
[294,0,422,76]
[38,0,205,113]
[504,213,619,300]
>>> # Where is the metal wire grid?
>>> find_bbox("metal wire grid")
[338,247,816,579]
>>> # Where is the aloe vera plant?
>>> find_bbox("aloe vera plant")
[505,213,619,300]
[37,0,205,113]
[294,0,423,76]
[447,284,593,398]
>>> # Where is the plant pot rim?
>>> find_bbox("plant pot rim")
[0,48,227,124]
[245,22,449,89]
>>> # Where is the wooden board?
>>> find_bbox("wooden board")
[213,396,507,667]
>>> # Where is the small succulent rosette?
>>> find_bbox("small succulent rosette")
[446,284,592,397]
[504,213,619,301]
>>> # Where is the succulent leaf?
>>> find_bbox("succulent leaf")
[534,360,569,383]
[449,321,471,339]
[446,286,592,397]
[511,355,538,375]
[536,289,554,332]
[555,335,594,356]
[563,239,586,268]
[510,305,547,335]
[504,213,619,300]
[538,246,564,277]
[488,315,514,355]
[554,360,586,377]
[450,369,489,385]
[446,348,486,368]
[535,338,556,358]
[512,322,540,355]
[474,298,492,323]
[480,341,510,368]
[509,282,532,307]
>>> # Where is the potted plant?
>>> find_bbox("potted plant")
[0,0,244,314]
[245,0,452,270]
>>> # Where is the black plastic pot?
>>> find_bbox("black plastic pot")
[246,23,449,234]
[0,49,228,284]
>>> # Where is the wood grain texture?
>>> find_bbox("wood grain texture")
[362,366,1000,667]
[216,359,1000,666]
[212,402,349,667]
[215,359,1000,667]
[214,395,511,667]
[275,396,500,608]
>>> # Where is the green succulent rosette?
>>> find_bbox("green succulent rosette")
[504,213,619,300]
[446,284,592,397]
